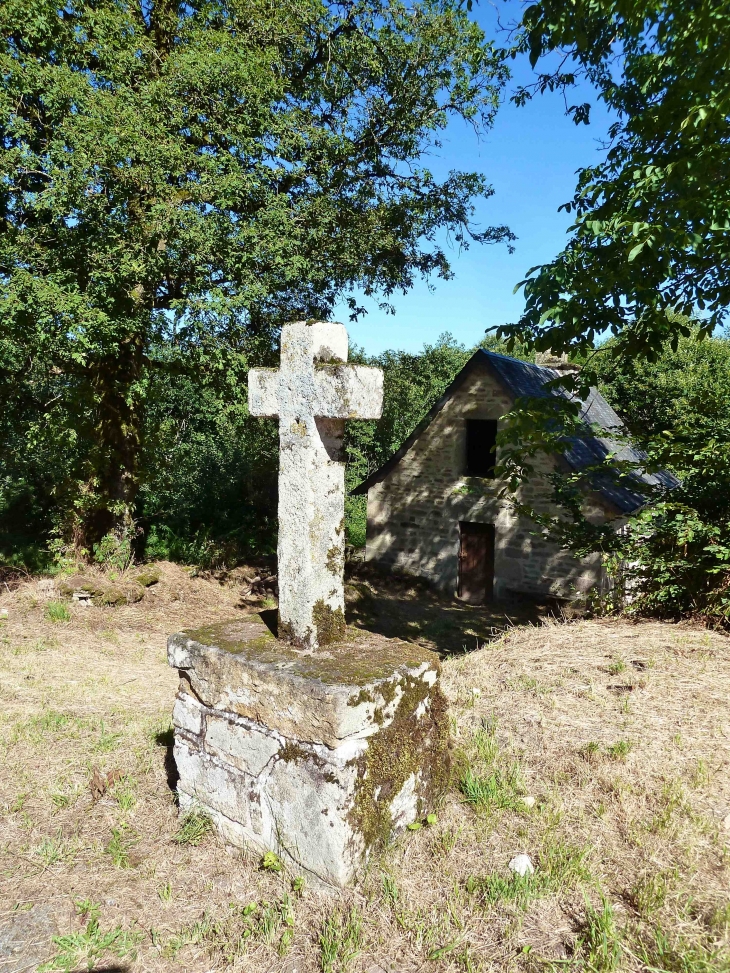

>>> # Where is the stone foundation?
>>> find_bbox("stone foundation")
[167,615,449,886]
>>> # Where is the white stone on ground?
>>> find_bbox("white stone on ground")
[508,853,535,876]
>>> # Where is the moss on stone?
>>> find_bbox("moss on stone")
[187,618,278,657]
[379,679,397,706]
[278,741,313,763]
[276,615,295,644]
[58,574,145,606]
[312,599,346,646]
[277,741,337,783]
[348,688,375,707]
[99,584,141,606]
[349,674,451,852]
[180,617,438,687]
[132,566,161,587]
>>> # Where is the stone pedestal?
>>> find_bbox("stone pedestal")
[167,615,449,886]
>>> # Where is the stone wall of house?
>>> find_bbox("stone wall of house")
[364,362,612,600]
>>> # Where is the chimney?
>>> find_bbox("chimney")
[535,350,581,378]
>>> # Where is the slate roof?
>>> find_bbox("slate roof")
[353,349,679,514]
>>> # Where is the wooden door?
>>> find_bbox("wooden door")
[458,522,495,604]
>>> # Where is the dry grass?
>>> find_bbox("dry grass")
[1,564,729,972]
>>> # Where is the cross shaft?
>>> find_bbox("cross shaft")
[249,321,383,649]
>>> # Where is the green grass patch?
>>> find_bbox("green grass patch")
[466,839,591,909]
[173,807,214,846]
[39,900,141,972]
[576,897,623,973]
[44,600,70,623]
[606,739,633,761]
[34,831,74,867]
[629,870,674,917]
[459,766,525,811]
[458,719,526,813]
[637,923,730,973]
[163,897,295,962]
[105,825,136,868]
[319,906,362,973]
[581,739,633,762]
[111,775,137,811]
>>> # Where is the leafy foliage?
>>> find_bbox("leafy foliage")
[502,0,730,372]
[498,331,730,625]
[0,0,511,553]
[494,1,730,623]
[594,332,730,622]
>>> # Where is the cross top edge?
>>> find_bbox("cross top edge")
[281,320,349,369]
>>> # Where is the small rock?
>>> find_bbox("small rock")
[0,609,8,618]
[508,854,534,877]
[470,687,481,697]
[0,905,58,973]
[279,960,307,973]
[523,795,536,808]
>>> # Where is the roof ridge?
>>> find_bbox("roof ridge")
[477,348,561,378]
[352,348,678,513]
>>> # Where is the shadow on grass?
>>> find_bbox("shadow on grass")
[345,566,570,658]
[76,967,131,972]
[155,726,179,793]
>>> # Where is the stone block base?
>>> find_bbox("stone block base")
[167,616,449,886]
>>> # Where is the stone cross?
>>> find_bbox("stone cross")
[248,321,383,649]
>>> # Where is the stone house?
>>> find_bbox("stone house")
[352,349,676,603]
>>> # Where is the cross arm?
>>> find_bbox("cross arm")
[314,365,383,420]
[248,368,280,417]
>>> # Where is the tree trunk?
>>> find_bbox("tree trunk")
[79,331,145,553]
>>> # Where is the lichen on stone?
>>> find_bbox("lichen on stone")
[348,674,450,851]
[326,544,344,576]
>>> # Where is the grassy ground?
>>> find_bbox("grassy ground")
[1,563,729,973]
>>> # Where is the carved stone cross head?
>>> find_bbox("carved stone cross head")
[248,321,383,649]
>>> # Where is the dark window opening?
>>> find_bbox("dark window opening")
[465,419,497,478]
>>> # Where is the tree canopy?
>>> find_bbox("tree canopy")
[500,0,730,374]
[0,0,511,554]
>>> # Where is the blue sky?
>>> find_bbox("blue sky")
[336,1,613,355]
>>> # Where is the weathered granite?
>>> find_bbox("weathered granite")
[168,617,449,886]
[248,321,383,649]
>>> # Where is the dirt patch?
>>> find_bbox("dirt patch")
[0,564,728,972]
